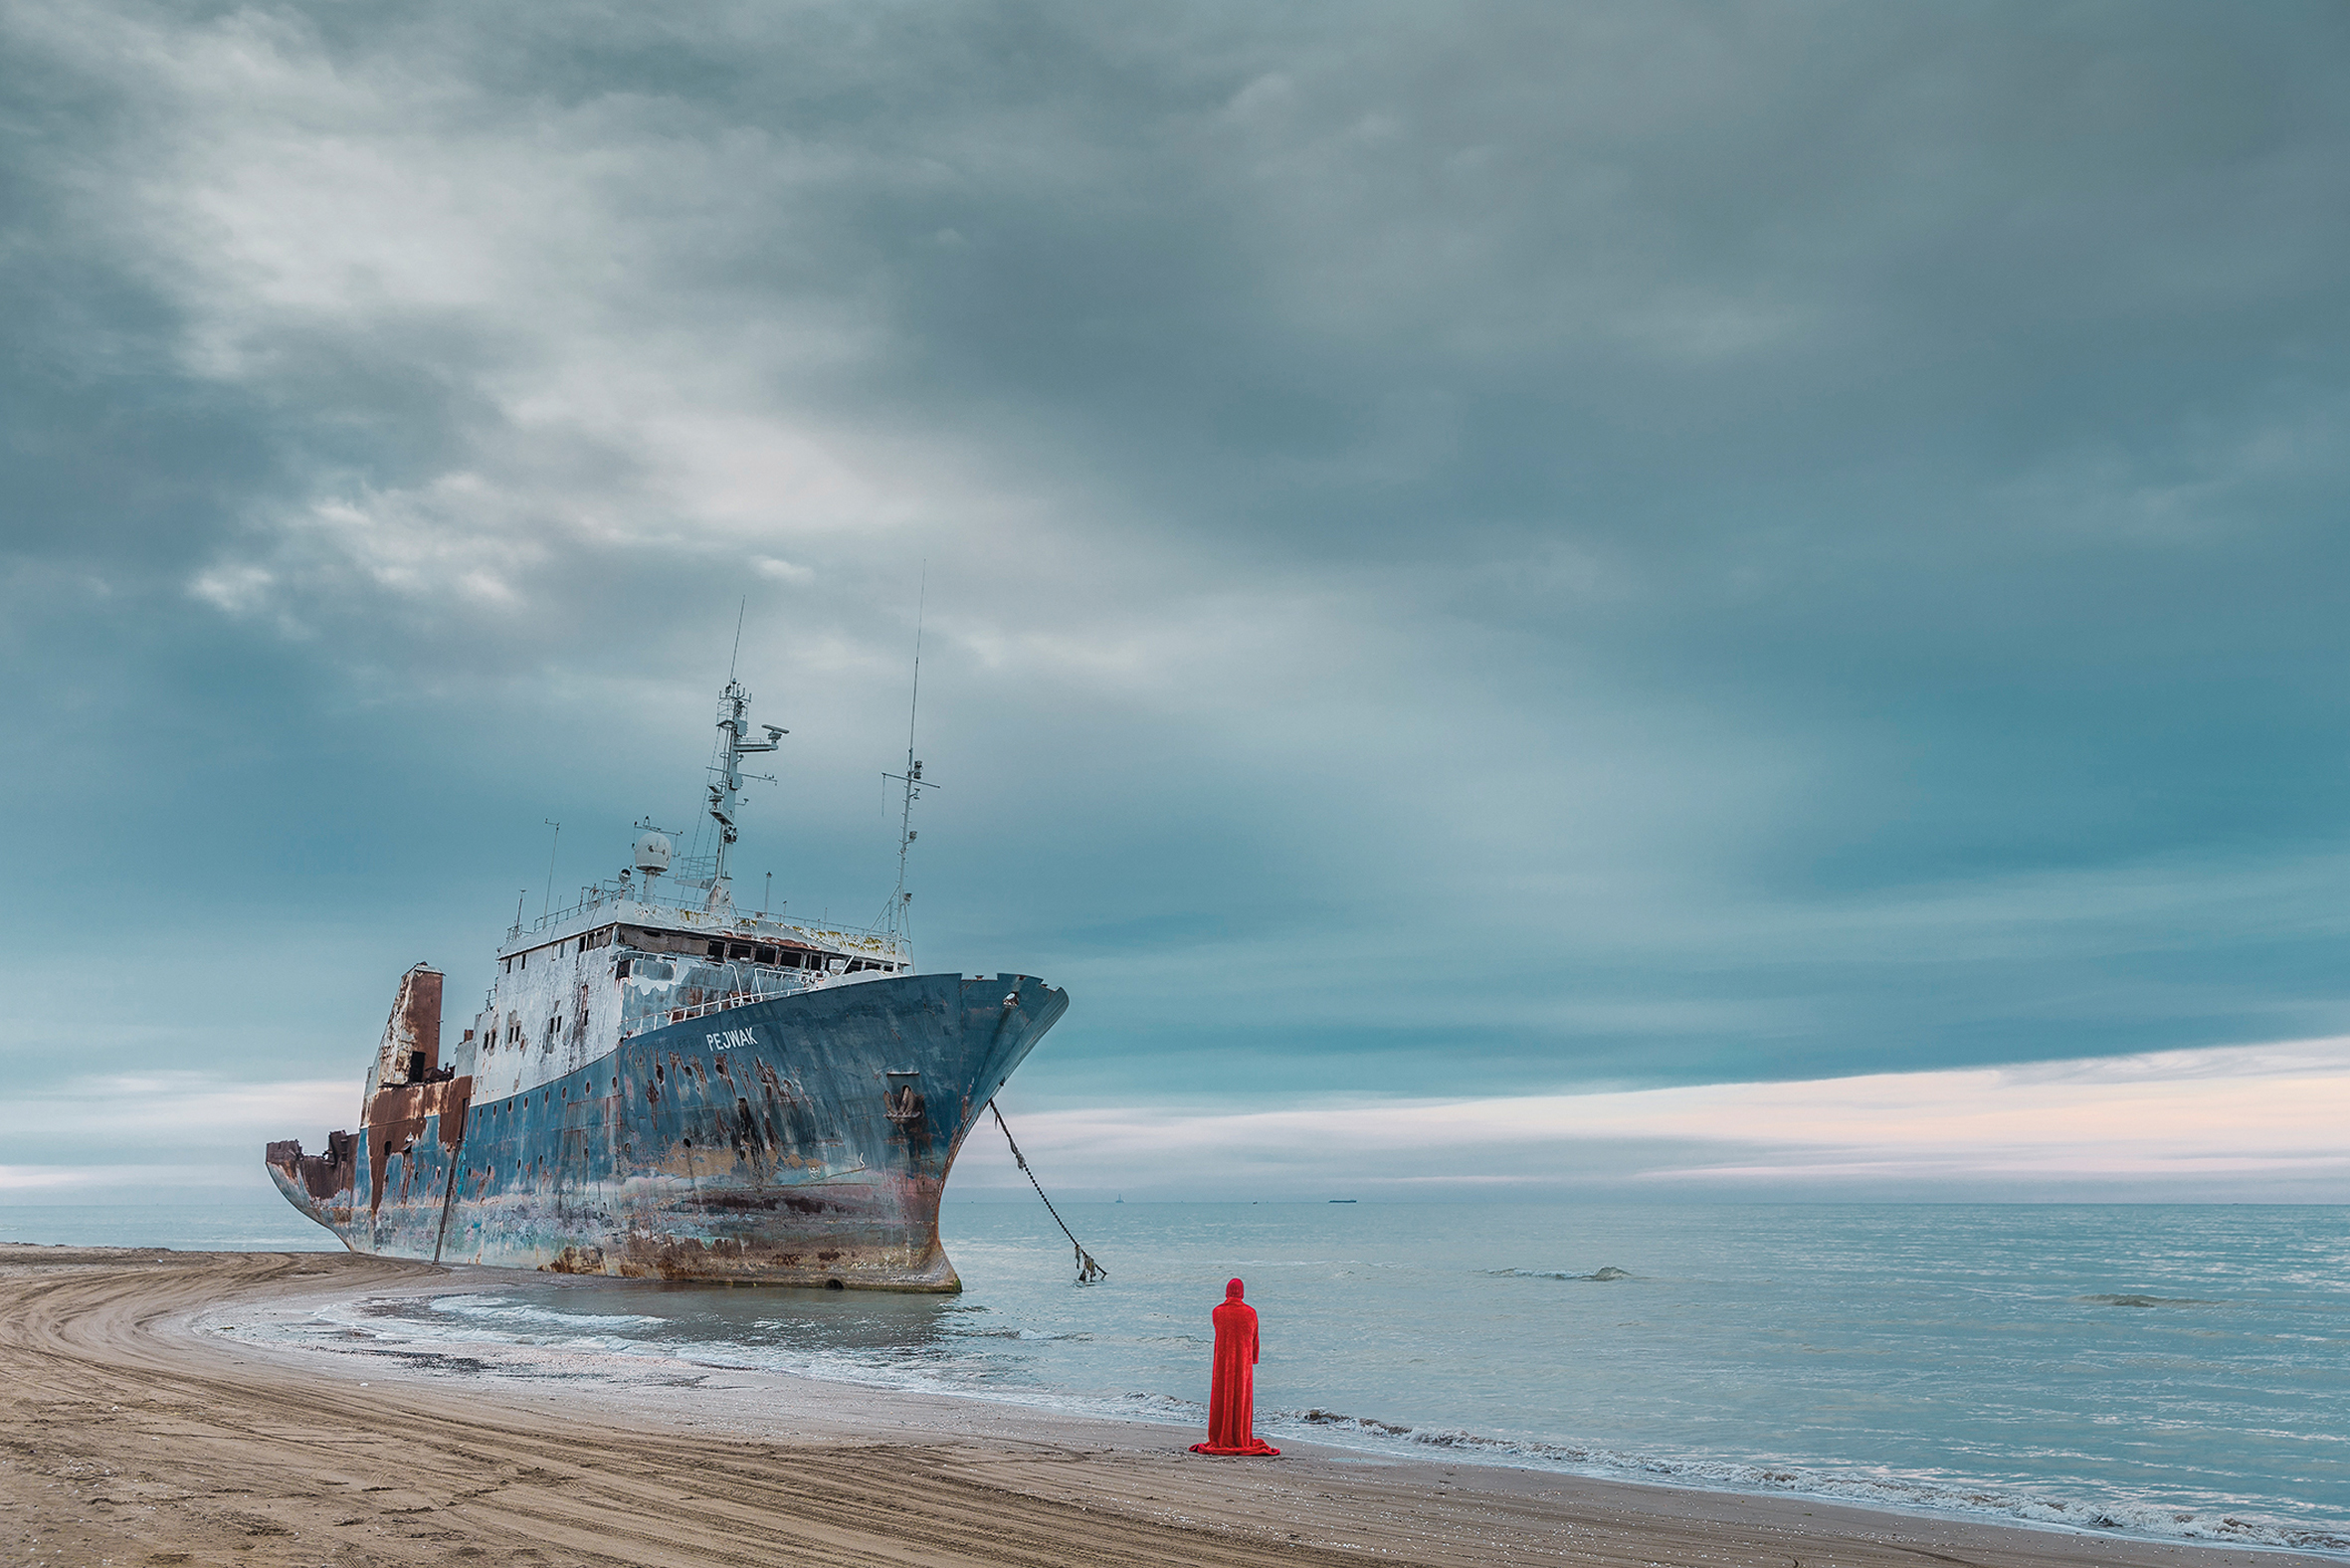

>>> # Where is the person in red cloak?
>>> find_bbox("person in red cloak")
[1189,1277,1279,1456]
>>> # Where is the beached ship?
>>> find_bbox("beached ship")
[265,675,1068,1289]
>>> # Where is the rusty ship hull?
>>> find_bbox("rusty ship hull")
[267,673,1067,1288]
[269,956,1068,1289]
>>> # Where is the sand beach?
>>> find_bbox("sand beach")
[1,1245,2329,1567]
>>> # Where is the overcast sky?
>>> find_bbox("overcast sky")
[5,0,2348,1204]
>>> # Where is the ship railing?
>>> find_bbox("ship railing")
[530,885,621,932]
[527,882,720,933]
[527,884,901,957]
[621,986,803,1039]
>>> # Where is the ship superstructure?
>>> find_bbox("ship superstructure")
[266,675,1068,1288]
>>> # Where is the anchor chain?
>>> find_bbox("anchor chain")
[989,1101,1107,1283]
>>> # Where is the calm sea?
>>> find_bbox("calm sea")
[10,1200,2346,1554]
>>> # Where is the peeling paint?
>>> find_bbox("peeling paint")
[264,674,1052,1286]
[268,957,1067,1289]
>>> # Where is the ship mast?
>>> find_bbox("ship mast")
[881,580,937,943]
[704,613,784,910]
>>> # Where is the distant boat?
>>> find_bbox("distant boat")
[1115,1195,1123,1204]
[1328,1198,1357,1203]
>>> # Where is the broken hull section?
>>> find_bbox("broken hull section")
[268,973,1067,1289]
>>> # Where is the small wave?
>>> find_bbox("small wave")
[1298,1408,1413,1438]
[2076,1294,2224,1309]
[281,1302,651,1361]
[1487,1266,1633,1281]
[1122,1390,1203,1415]
[1257,1410,2348,1554]
[428,1293,665,1330]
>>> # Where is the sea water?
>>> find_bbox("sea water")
[13,1200,2347,1553]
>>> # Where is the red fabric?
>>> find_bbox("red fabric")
[1189,1278,1279,1456]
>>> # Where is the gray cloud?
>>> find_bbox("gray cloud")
[4,1,2349,1195]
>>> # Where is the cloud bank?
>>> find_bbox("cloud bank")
[3,2,2348,1191]
[953,1036,2350,1202]
[9,1039,2344,1205]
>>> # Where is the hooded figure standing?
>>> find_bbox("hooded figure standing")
[1189,1277,1279,1456]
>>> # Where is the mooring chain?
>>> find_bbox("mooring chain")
[988,1100,1107,1283]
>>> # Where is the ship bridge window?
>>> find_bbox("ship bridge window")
[729,942,754,961]
[620,925,715,956]
[755,945,777,965]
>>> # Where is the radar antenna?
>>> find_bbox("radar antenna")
[539,819,562,919]
[703,622,785,910]
[881,570,938,942]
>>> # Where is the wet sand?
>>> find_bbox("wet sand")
[0,1245,2325,1568]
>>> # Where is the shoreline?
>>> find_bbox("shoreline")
[1,1244,2333,1568]
[202,1260,2344,1558]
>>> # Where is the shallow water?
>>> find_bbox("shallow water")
[16,1199,2349,1553]
[2,1199,340,1252]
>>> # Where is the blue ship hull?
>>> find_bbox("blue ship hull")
[268,971,1067,1289]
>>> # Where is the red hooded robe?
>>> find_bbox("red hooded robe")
[1189,1278,1279,1456]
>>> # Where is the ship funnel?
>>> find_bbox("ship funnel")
[633,831,673,875]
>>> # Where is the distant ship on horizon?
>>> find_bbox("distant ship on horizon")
[267,670,1069,1290]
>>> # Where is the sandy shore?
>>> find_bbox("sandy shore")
[0,1245,2327,1568]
